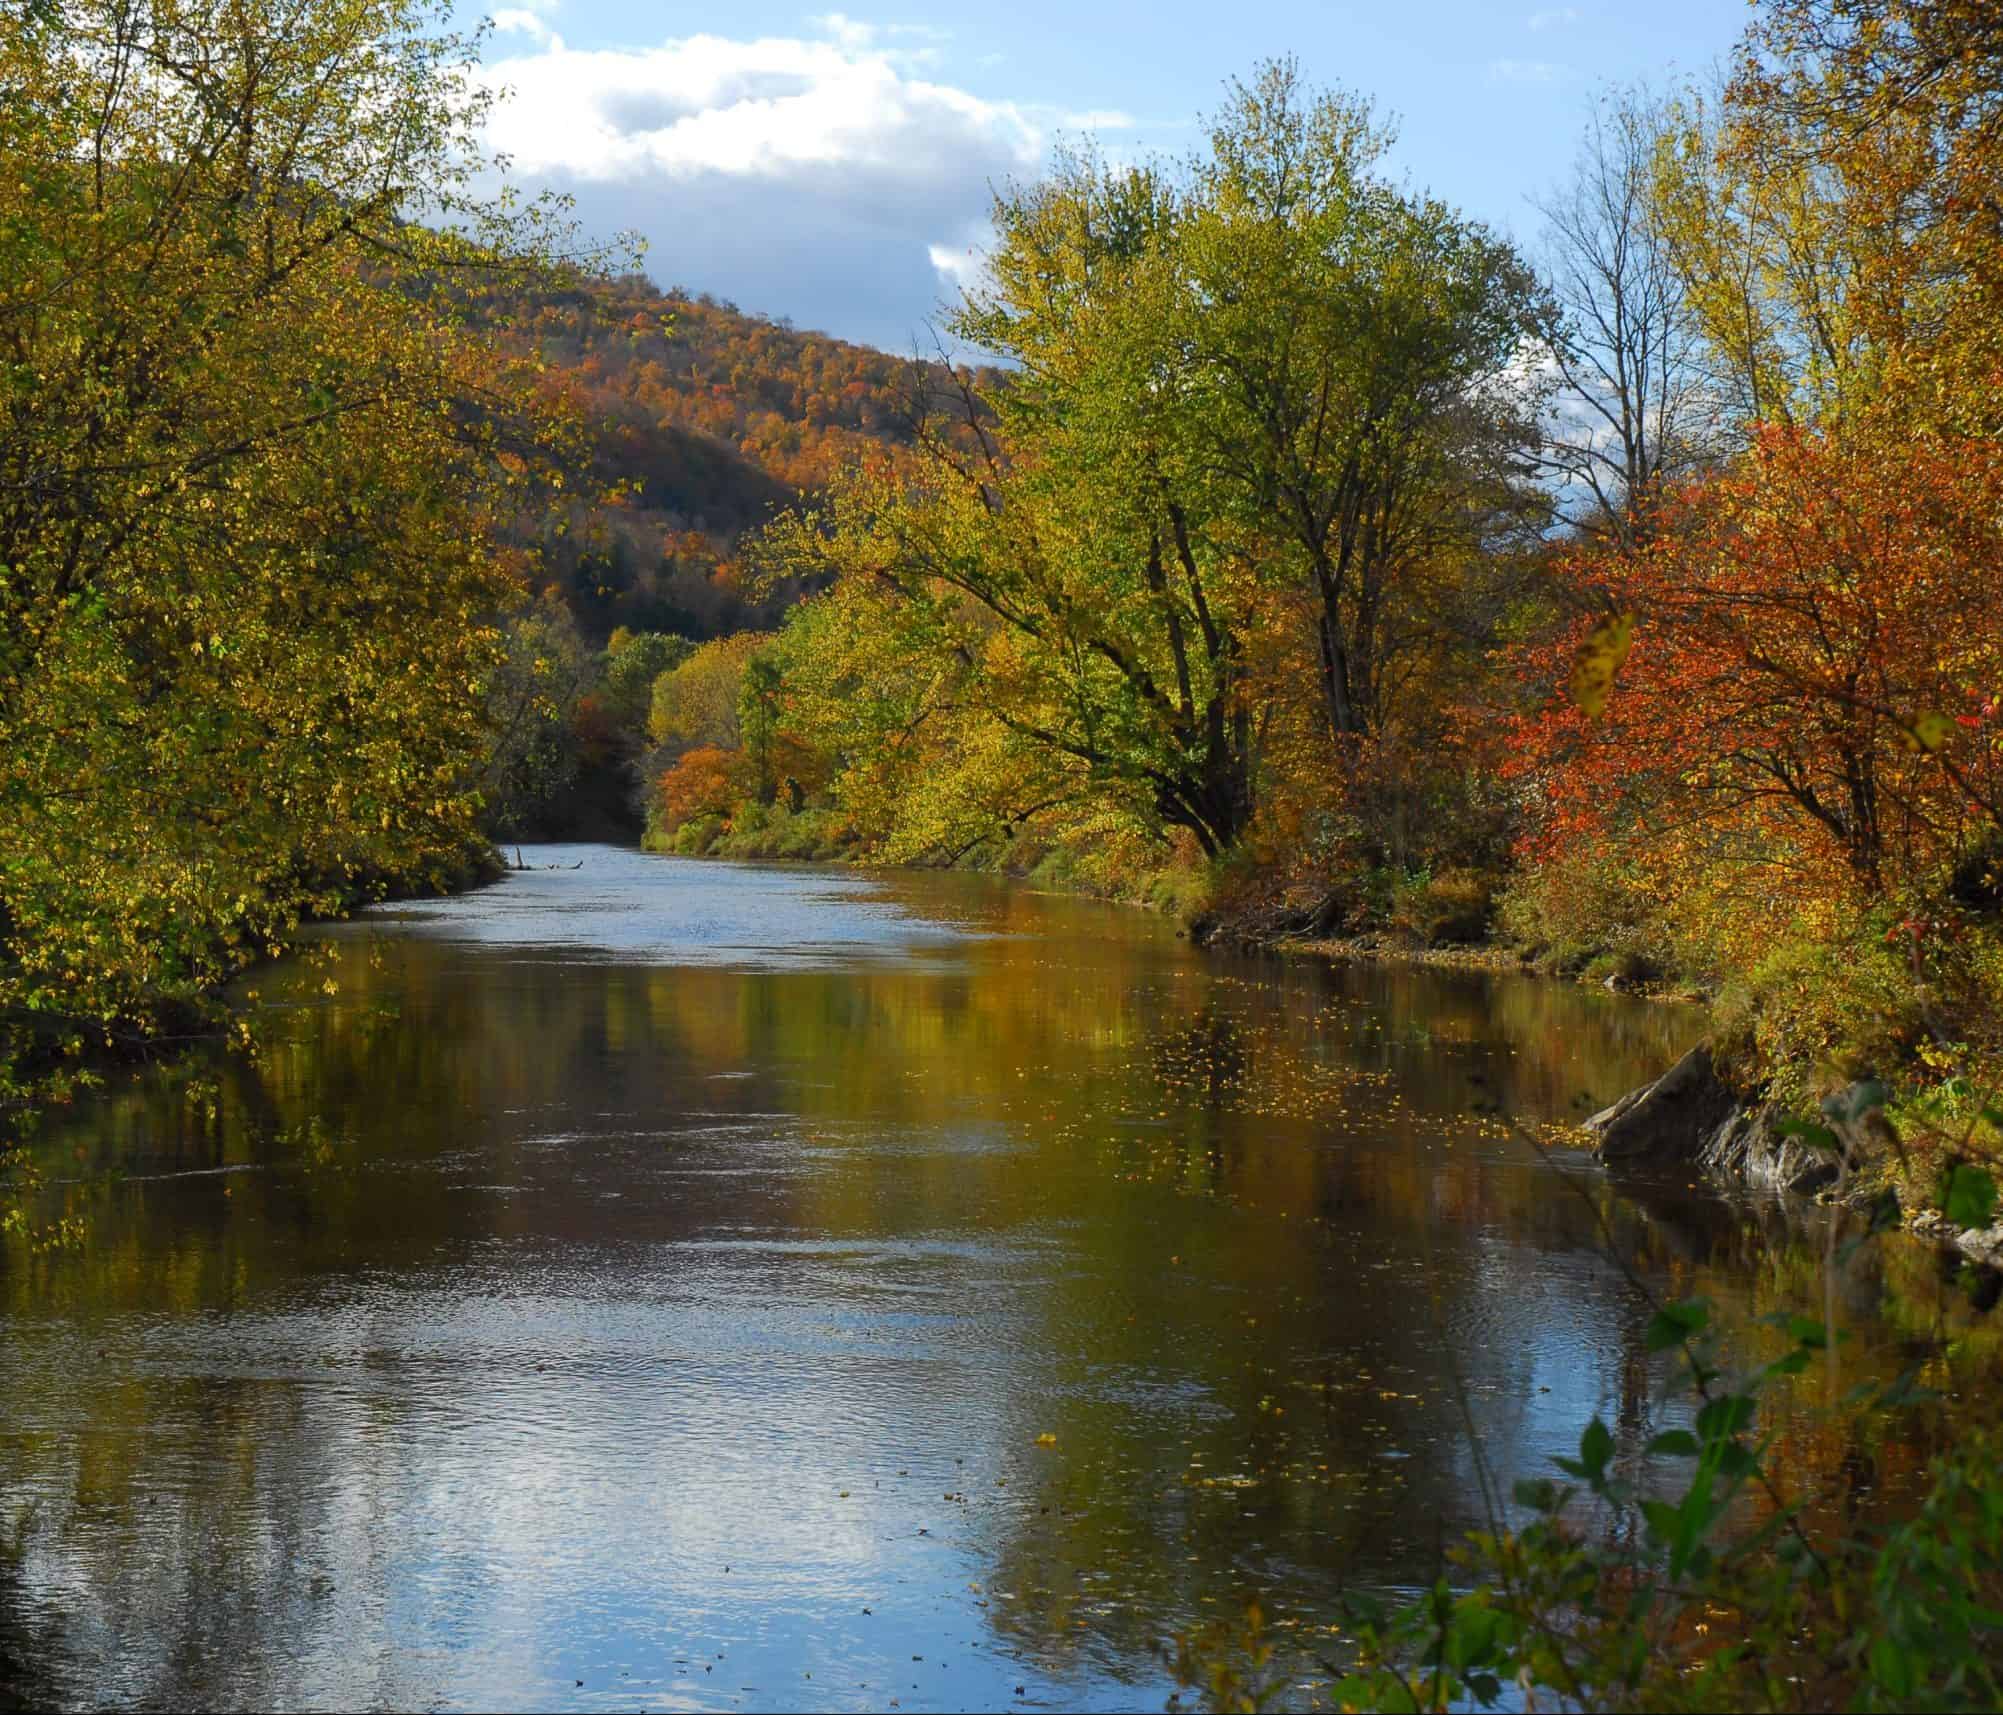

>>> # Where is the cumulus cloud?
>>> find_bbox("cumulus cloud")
[477,24,1048,351]
[490,9,559,50]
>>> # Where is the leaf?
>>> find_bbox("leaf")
[1906,710,1957,752]
[1578,1417,1613,1483]
[1696,1393,1756,1443]
[1569,612,1635,719]
[1640,1498,1680,1545]
[1644,1298,1710,1351]
[1942,1162,1999,1231]
[1646,1430,1701,1457]
[1714,1441,1757,1479]
[1512,1477,1560,1511]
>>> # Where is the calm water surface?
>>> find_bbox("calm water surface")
[0,848,1979,1710]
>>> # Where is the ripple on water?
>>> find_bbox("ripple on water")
[0,844,1815,1715]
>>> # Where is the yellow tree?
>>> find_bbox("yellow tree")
[0,0,598,1088]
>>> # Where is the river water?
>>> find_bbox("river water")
[0,847,1984,1710]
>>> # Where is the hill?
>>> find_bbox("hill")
[484,274,995,640]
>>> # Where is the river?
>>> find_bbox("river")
[0,846,1986,1710]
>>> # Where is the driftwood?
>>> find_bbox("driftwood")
[508,848,584,871]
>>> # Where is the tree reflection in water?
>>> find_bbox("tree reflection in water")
[0,850,1992,1710]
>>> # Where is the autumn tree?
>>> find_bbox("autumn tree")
[1512,426,2003,896]
[1648,1,2003,438]
[0,0,592,1084]
[1170,62,1547,746]
[646,633,769,754]
[759,151,1271,859]
[1729,0,2003,430]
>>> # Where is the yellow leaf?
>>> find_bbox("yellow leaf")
[1906,710,1956,752]
[1569,613,1635,719]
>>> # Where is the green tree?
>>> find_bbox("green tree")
[598,627,694,735]
[1169,61,1546,745]
[479,596,596,838]
[768,157,1266,857]
[0,0,595,1093]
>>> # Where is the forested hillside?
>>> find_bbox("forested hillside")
[480,275,998,641]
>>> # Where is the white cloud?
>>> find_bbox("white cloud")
[1062,108,1138,130]
[927,240,984,291]
[476,27,1049,349]
[1487,58,1566,85]
[810,12,877,52]
[1526,7,1580,30]
[490,9,559,50]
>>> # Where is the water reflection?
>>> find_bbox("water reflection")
[0,848,1988,1711]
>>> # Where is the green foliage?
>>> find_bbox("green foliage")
[0,0,594,1103]
[1495,847,1681,978]
[599,628,694,732]
[480,597,596,838]
[1305,1299,2003,1713]
[756,64,1542,872]
[1942,1163,1999,1234]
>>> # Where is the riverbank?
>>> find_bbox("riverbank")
[0,837,507,1168]
[628,827,2003,1265]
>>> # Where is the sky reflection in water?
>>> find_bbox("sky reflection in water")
[2,846,1949,1711]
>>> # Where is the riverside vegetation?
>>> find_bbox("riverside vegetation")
[5,0,2003,1708]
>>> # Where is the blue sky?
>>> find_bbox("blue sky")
[468,1,1753,352]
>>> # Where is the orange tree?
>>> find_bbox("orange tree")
[1510,425,2003,900]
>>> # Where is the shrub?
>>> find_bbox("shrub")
[1497,847,1680,977]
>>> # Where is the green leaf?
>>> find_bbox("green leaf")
[1646,1429,1701,1457]
[1644,1297,1710,1351]
[1640,1498,1680,1545]
[1512,1477,1560,1511]
[1579,1417,1614,1483]
[1714,1441,1758,1479]
[1943,1162,1999,1230]
[1696,1393,1756,1442]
